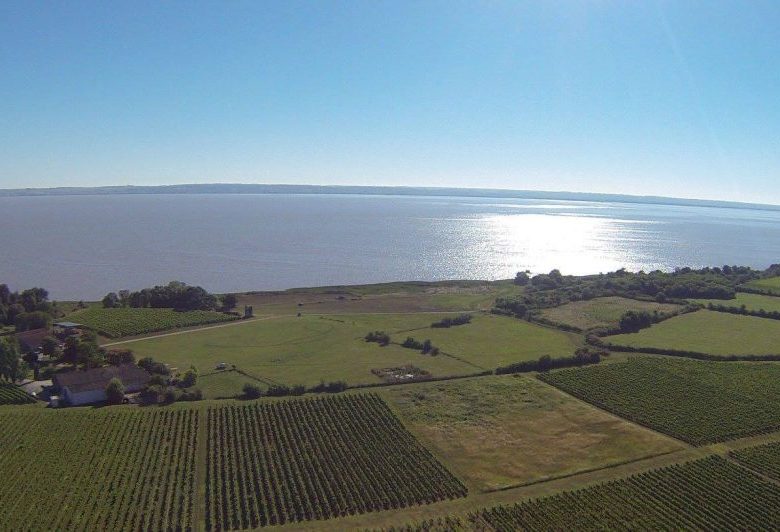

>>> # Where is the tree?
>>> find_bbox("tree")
[221,294,238,311]
[14,311,52,332]
[105,378,125,404]
[243,383,262,399]
[180,366,198,388]
[62,336,79,364]
[514,271,530,286]
[0,338,26,381]
[102,292,120,308]
[77,341,104,369]
[105,348,135,366]
[41,336,61,358]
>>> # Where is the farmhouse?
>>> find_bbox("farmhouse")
[53,364,151,406]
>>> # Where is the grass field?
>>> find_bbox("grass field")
[234,280,520,316]
[606,310,780,356]
[392,314,580,370]
[744,276,780,294]
[382,375,683,491]
[206,394,465,530]
[539,357,780,444]
[197,369,265,399]
[691,292,780,312]
[72,306,239,338]
[0,382,35,405]
[731,441,780,480]
[539,296,681,330]
[125,313,576,391]
[0,408,198,531]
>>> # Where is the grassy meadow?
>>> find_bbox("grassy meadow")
[744,276,780,294]
[122,312,577,392]
[606,310,780,356]
[539,296,681,330]
[382,375,683,491]
[691,292,780,312]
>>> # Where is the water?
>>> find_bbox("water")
[1,193,780,300]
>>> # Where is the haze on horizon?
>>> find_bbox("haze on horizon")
[1,1,779,204]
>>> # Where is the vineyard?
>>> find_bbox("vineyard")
[466,456,780,530]
[0,381,35,405]
[0,408,198,531]
[205,393,466,530]
[73,306,239,337]
[539,357,780,444]
[731,441,780,480]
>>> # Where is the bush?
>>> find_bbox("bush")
[138,357,170,375]
[105,378,125,404]
[431,314,472,328]
[105,348,135,366]
[364,331,390,346]
[179,366,198,388]
[178,388,203,401]
[243,383,262,399]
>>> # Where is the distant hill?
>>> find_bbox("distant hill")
[1,183,778,212]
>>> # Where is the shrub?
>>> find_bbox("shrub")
[364,331,390,346]
[243,383,262,399]
[105,378,125,404]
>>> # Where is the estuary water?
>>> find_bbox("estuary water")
[2,193,780,300]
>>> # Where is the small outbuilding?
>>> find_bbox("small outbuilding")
[52,364,151,406]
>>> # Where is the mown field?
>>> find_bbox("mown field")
[197,369,266,399]
[606,310,780,356]
[539,296,681,330]
[73,306,239,338]
[691,292,780,312]
[731,441,780,480]
[539,357,780,444]
[126,313,576,392]
[392,314,580,371]
[744,276,780,294]
[0,382,35,405]
[206,394,466,530]
[382,375,682,491]
[0,408,199,531]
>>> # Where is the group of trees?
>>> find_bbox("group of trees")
[242,380,348,399]
[496,347,605,375]
[431,314,472,328]
[401,337,440,355]
[101,281,228,311]
[0,285,58,332]
[364,330,391,346]
[0,338,26,382]
[137,357,202,404]
[496,265,769,316]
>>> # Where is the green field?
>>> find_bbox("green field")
[731,441,780,480]
[392,314,580,370]
[0,382,35,405]
[691,292,780,312]
[0,408,198,531]
[197,369,266,399]
[606,310,780,356]
[206,394,465,530]
[540,296,681,330]
[539,357,780,444]
[72,306,239,338]
[382,375,682,491]
[744,276,780,294]
[125,313,576,391]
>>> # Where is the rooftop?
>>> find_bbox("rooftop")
[53,364,151,394]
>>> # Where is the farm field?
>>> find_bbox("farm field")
[0,408,198,531]
[464,456,780,530]
[197,369,266,399]
[539,296,681,330]
[125,313,557,390]
[606,310,780,356]
[393,314,579,370]
[731,441,780,480]
[72,306,239,338]
[0,381,36,405]
[382,375,683,491]
[539,357,780,444]
[744,276,780,294]
[206,394,466,530]
[691,292,780,312]
[234,280,519,316]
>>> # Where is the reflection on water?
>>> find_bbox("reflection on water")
[1,194,779,299]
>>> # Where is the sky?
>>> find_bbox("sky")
[1,1,779,203]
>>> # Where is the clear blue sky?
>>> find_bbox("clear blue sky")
[1,1,779,203]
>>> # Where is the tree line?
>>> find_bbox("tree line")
[0,284,59,332]
[101,281,236,312]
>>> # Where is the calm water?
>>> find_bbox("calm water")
[2,194,780,300]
